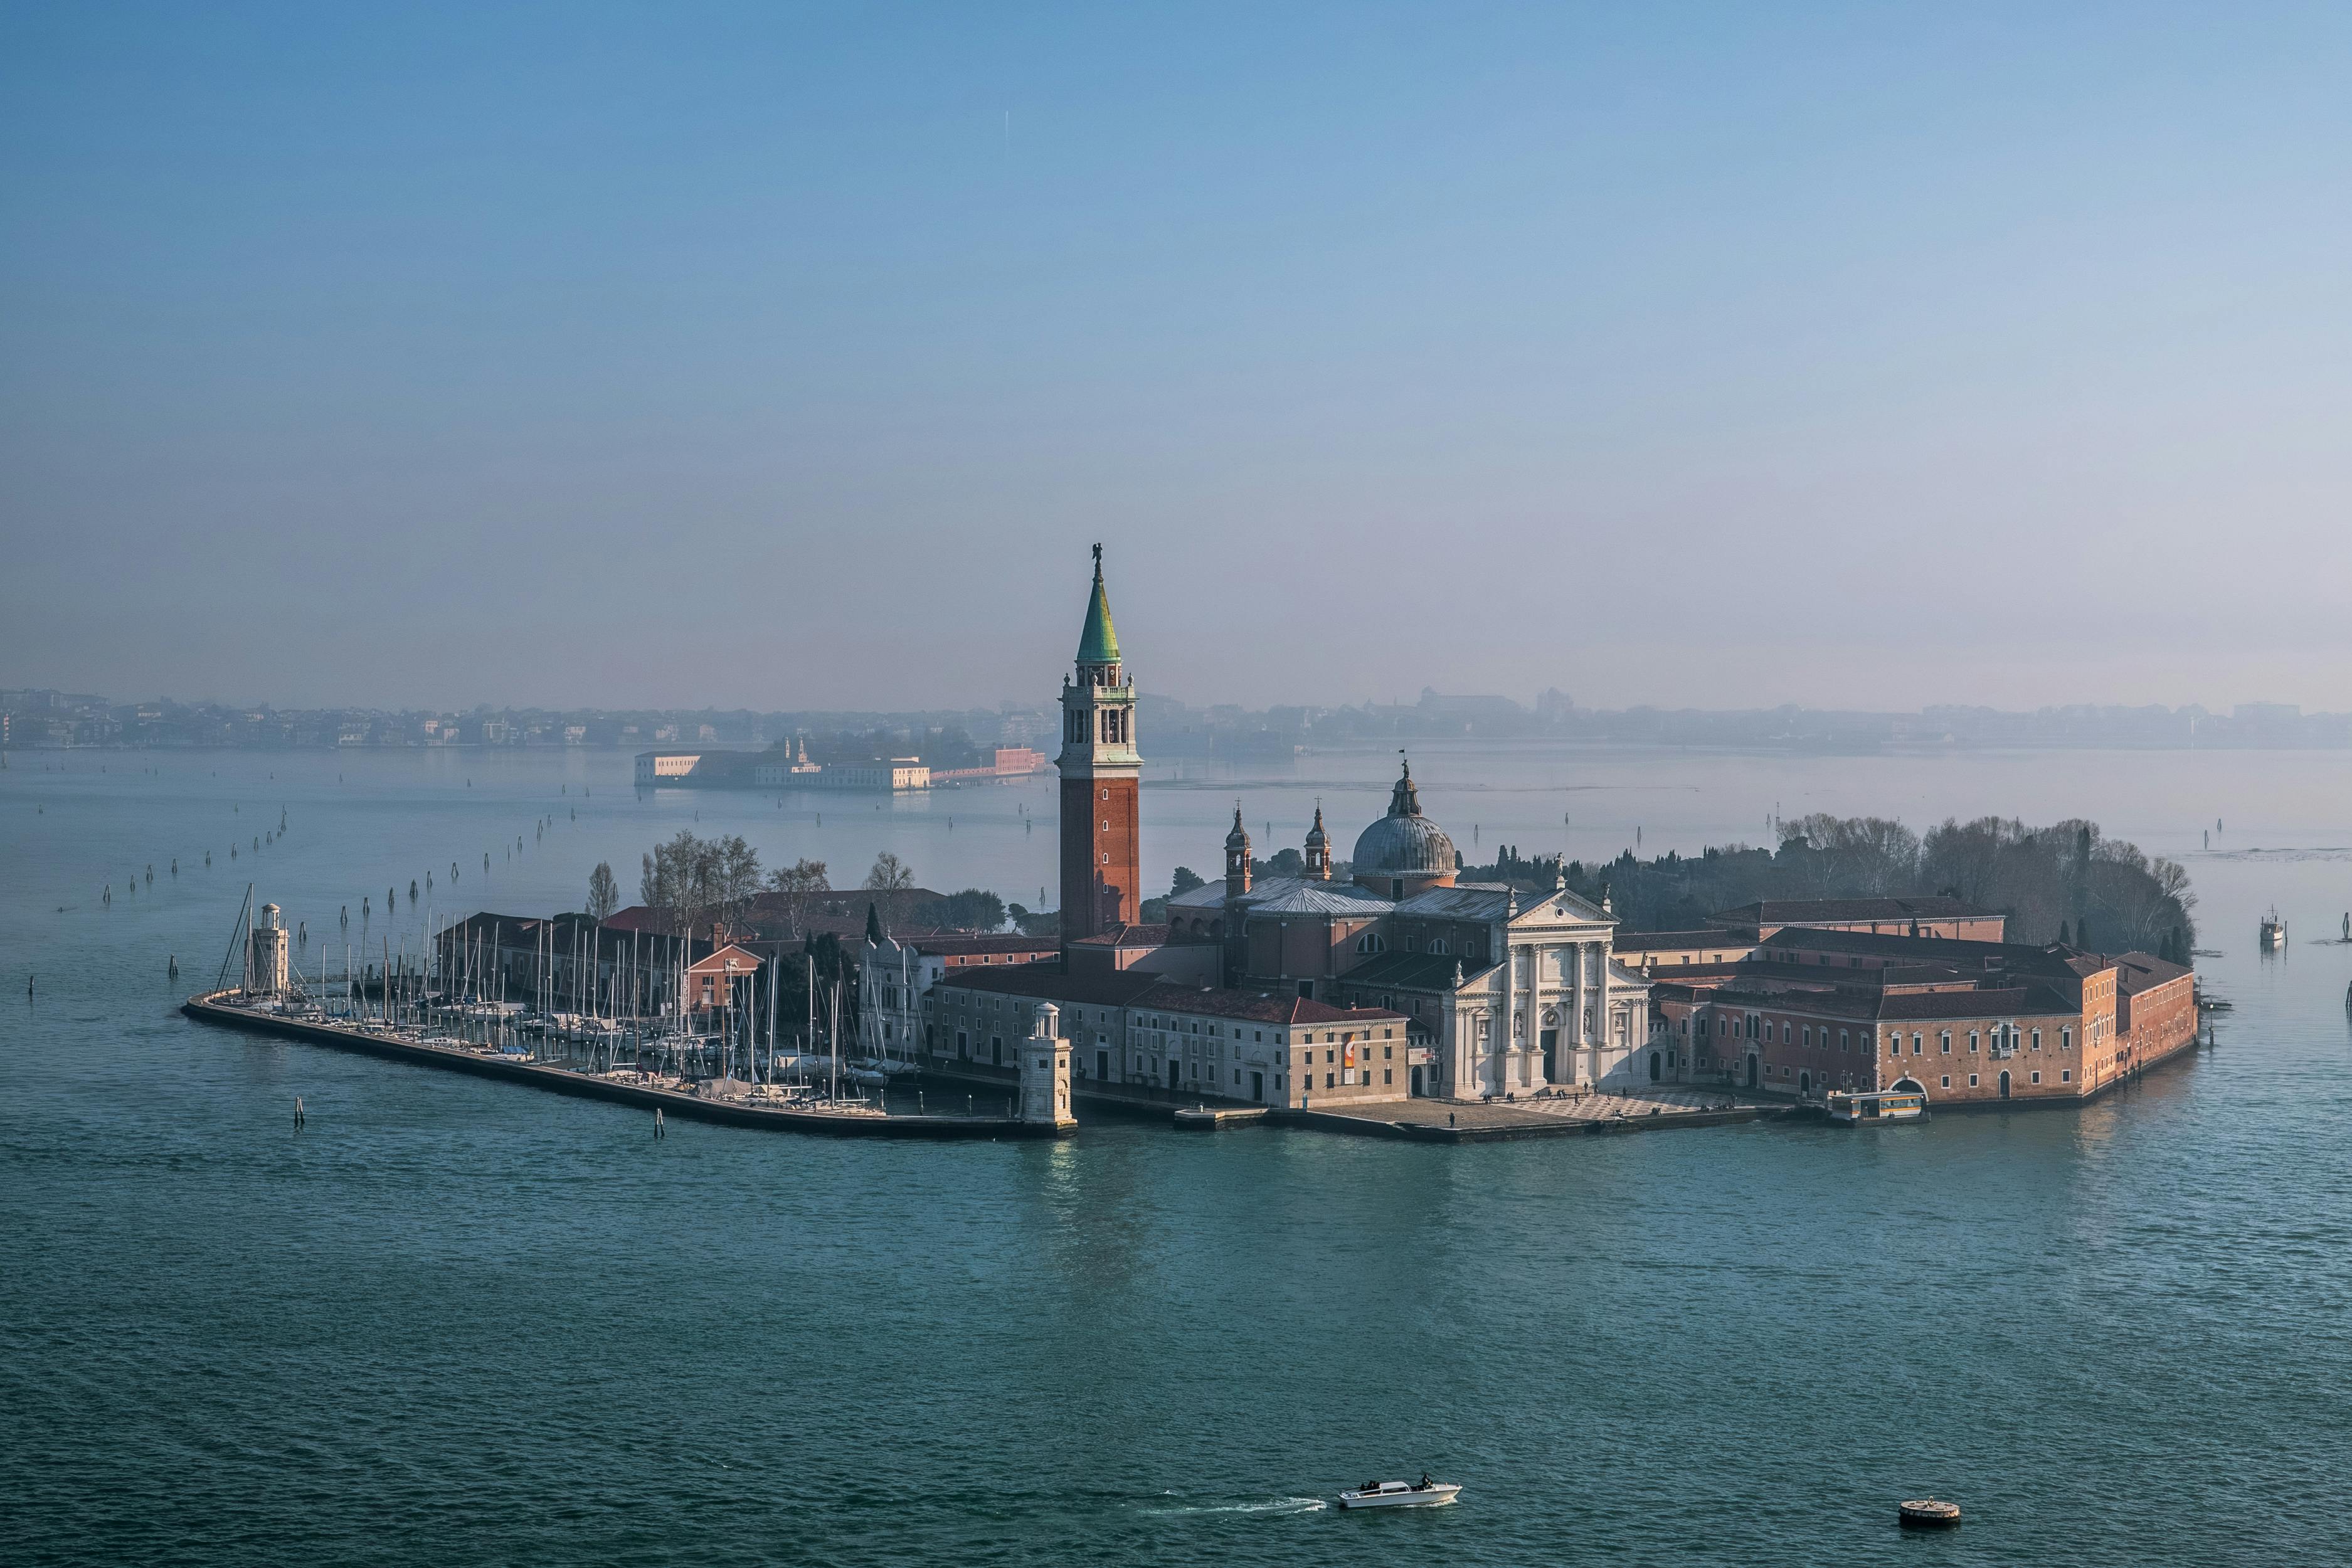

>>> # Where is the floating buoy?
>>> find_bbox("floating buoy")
[1899,1498,1961,1528]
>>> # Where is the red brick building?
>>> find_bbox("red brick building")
[1642,924,2195,1106]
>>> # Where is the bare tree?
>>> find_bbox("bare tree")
[638,830,761,938]
[765,857,831,940]
[586,861,620,923]
[640,830,704,936]
[712,834,763,935]
[1783,813,1920,897]
[864,851,914,933]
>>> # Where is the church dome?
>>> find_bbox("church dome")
[1351,759,1456,877]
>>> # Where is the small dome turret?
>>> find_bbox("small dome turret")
[1304,802,1332,880]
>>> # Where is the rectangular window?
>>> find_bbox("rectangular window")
[2032,1029,2042,1051]
[1969,1074,1978,1087]
[1325,1073,1334,1089]
[1912,1033,1922,1054]
[1941,1076,1951,1088]
[1940,1032,1951,1054]
[1384,1069,1392,1084]
[2061,1069,2072,1083]
[2030,1071,2042,1084]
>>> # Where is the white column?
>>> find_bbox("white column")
[1567,941,1586,1086]
[1528,942,1547,1089]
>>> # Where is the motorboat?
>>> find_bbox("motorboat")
[1826,1088,1927,1125]
[2259,909,2287,951]
[1337,1478,1459,1510]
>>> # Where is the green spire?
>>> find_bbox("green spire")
[1077,543,1120,665]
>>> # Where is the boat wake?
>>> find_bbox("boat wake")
[1140,1495,1328,1517]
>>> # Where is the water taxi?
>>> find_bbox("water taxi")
[1337,1478,1460,1510]
[1826,1088,1927,1125]
[2259,909,2288,950]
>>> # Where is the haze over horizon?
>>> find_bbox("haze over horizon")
[6,4,2349,714]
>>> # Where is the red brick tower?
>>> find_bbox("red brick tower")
[1057,544,1142,943]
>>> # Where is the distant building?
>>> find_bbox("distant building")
[634,750,708,786]
[813,758,930,792]
[930,746,1049,783]
[750,739,824,786]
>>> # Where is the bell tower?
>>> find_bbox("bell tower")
[1057,545,1142,943]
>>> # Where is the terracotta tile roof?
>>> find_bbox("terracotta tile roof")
[1340,951,1498,990]
[1875,985,2077,1020]
[2113,951,2194,992]
[1069,923,1172,948]
[933,963,1404,1027]
[897,934,1064,958]
[1756,926,2091,979]
[1712,896,1994,924]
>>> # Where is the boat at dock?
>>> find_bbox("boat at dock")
[1337,1478,1460,1510]
[181,989,1058,1140]
[1826,1088,1928,1125]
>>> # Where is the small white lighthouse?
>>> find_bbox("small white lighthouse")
[1020,1002,1076,1130]
[250,903,290,997]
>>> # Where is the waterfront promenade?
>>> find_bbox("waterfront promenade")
[181,991,1061,1140]
[1294,1085,1788,1141]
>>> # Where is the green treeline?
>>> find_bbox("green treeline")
[1466,814,2197,961]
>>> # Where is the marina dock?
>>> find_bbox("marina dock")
[181,991,1065,1140]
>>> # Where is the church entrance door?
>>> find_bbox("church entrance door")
[1745,1054,1759,1089]
[1540,1027,1558,1083]
[1167,1061,1180,1091]
[1648,1051,1661,1083]
[1251,1071,1263,1103]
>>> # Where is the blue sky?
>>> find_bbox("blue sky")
[4,3,2349,711]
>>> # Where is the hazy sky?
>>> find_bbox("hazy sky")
[4,4,2349,714]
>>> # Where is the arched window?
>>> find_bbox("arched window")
[1429,938,1448,955]
[1354,933,1387,955]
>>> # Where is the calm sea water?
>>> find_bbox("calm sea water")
[4,742,2351,1566]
